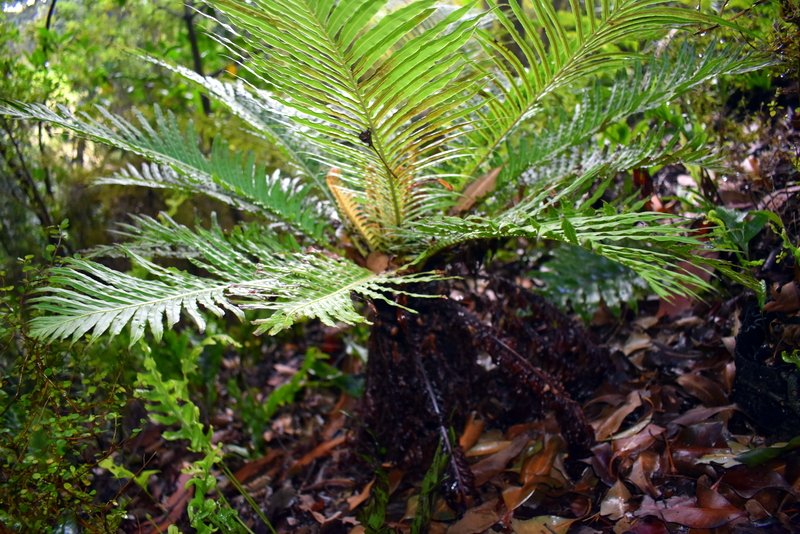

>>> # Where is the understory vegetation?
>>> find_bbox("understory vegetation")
[1,0,798,532]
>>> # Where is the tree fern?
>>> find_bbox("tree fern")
[2,0,766,343]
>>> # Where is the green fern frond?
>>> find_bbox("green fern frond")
[0,102,328,240]
[144,57,329,199]
[30,215,444,342]
[460,0,743,180]
[205,0,482,240]
[98,214,302,278]
[235,255,444,335]
[29,253,244,344]
[410,210,720,299]
[512,128,712,195]
[499,42,768,178]
[539,245,650,320]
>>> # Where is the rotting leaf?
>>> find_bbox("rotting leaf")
[627,450,662,497]
[622,332,652,356]
[347,478,375,511]
[764,281,800,313]
[635,489,745,529]
[459,414,484,452]
[520,435,562,485]
[676,373,728,406]
[290,435,346,474]
[718,464,792,498]
[470,433,530,485]
[670,404,737,427]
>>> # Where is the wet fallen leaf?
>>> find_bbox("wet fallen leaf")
[635,477,746,528]
[764,281,800,313]
[471,433,530,485]
[718,465,791,498]
[460,414,485,451]
[502,437,564,510]
[600,479,633,520]
[612,423,665,463]
[366,251,390,274]
[594,390,643,441]
[628,450,662,497]
[623,332,652,356]
[446,498,500,534]
[451,166,502,214]
[510,515,576,533]
[347,478,374,511]
[290,434,347,473]
[670,404,737,427]
[676,373,728,406]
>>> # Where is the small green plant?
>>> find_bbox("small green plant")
[358,467,392,534]
[228,346,327,447]
[782,350,800,371]
[411,441,449,533]
[0,258,131,531]
[135,335,275,533]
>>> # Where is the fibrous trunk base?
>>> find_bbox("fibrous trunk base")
[360,278,613,479]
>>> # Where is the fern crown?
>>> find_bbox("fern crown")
[1,0,767,343]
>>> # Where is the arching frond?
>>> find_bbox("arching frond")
[30,253,244,344]
[479,127,714,216]
[235,258,444,336]
[460,0,740,179]
[410,210,716,299]
[145,57,328,198]
[0,102,328,240]
[205,0,483,242]
[30,215,444,343]
[499,42,769,180]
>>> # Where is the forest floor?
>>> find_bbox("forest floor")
[115,90,800,534]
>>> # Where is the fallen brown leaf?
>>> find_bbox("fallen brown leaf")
[628,450,662,497]
[446,498,501,534]
[347,478,375,511]
[764,281,800,313]
[291,434,347,474]
[593,391,644,441]
[676,373,728,406]
[510,515,576,534]
[459,414,485,452]
[451,166,502,214]
[471,433,531,485]
[600,479,633,520]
